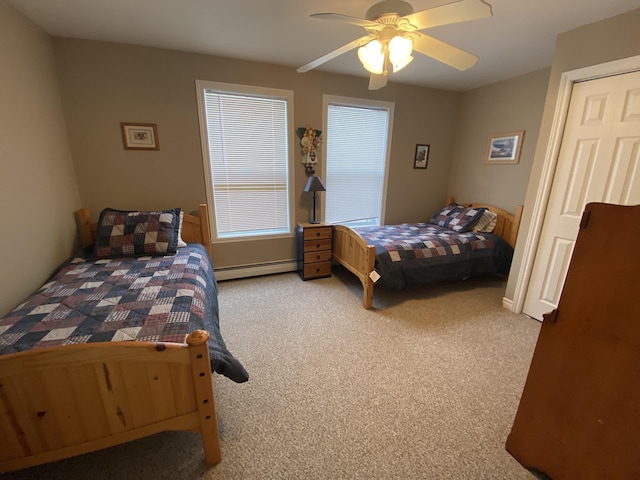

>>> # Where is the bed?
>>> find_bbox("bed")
[0,205,248,473]
[332,197,523,309]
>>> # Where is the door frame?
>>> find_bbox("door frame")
[510,54,640,315]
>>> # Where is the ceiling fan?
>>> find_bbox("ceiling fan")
[297,0,492,90]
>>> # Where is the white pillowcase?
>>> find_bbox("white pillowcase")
[177,211,188,247]
[472,210,498,233]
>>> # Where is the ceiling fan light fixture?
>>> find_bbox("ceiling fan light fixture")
[357,39,385,74]
[392,54,413,72]
[299,0,491,88]
[389,35,413,72]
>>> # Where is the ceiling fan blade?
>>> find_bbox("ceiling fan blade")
[297,35,373,73]
[401,0,492,31]
[310,13,381,29]
[413,33,478,70]
[369,73,388,91]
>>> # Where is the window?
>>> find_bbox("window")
[322,95,394,227]
[196,81,294,240]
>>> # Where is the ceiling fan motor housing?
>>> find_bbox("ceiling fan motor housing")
[365,0,414,20]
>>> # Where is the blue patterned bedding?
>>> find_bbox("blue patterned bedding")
[354,223,513,290]
[0,244,248,383]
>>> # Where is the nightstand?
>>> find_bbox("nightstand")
[297,223,332,280]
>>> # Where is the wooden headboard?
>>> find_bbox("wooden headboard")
[74,204,212,258]
[446,196,523,248]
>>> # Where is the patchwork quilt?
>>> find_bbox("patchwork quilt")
[0,244,248,383]
[354,223,513,290]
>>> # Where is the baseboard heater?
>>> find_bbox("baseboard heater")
[214,259,297,281]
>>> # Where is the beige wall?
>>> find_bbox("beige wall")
[0,1,81,316]
[505,8,640,301]
[53,38,461,269]
[448,68,550,211]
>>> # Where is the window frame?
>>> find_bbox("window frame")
[321,95,394,226]
[195,80,296,243]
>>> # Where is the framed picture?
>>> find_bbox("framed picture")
[485,131,524,164]
[414,144,430,169]
[121,123,159,150]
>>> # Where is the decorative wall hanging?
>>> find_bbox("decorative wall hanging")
[121,123,159,150]
[414,144,430,169]
[485,131,524,165]
[296,125,322,175]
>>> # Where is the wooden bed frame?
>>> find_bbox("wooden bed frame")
[0,205,221,473]
[332,196,524,310]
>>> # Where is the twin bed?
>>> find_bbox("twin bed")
[333,197,523,309]
[0,205,247,474]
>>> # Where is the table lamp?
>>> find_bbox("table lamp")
[303,176,326,224]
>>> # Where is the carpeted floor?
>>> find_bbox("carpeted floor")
[2,267,542,480]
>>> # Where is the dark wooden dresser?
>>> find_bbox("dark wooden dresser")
[506,202,640,480]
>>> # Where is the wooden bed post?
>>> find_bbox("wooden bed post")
[75,208,94,249]
[186,330,222,465]
[362,244,376,310]
[511,204,524,248]
[198,204,213,259]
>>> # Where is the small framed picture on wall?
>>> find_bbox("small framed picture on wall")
[121,123,159,150]
[414,144,430,169]
[485,131,524,164]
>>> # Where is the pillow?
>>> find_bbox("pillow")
[94,208,181,259]
[177,210,187,247]
[428,203,461,227]
[445,206,486,233]
[472,209,498,233]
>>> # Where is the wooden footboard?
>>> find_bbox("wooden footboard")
[332,225,376,309]
[0,330,220,473]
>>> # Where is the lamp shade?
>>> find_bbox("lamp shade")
[357,40,384,74]
[303,176,326,193]
[389,35,413,72]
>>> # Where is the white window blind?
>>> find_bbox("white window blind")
[198,83,293,239]
[324,100,392,226]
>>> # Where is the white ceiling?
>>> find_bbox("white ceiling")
[8,0,640,91]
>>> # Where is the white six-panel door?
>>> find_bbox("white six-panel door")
[523,70,640,321]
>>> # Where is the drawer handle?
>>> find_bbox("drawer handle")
[316,268,320,272]
[316,255,320,260]
[316,244,320,248]
[316,232,321,237]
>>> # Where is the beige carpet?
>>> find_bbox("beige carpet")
[3,267,542,480]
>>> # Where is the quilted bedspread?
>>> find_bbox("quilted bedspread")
[0,244,248,383]
[354,223,513,290]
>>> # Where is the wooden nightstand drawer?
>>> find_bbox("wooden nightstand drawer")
[303,238,331,253]
[304,250,331,264]
[303,226,332,241]
[303,261,331,279]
